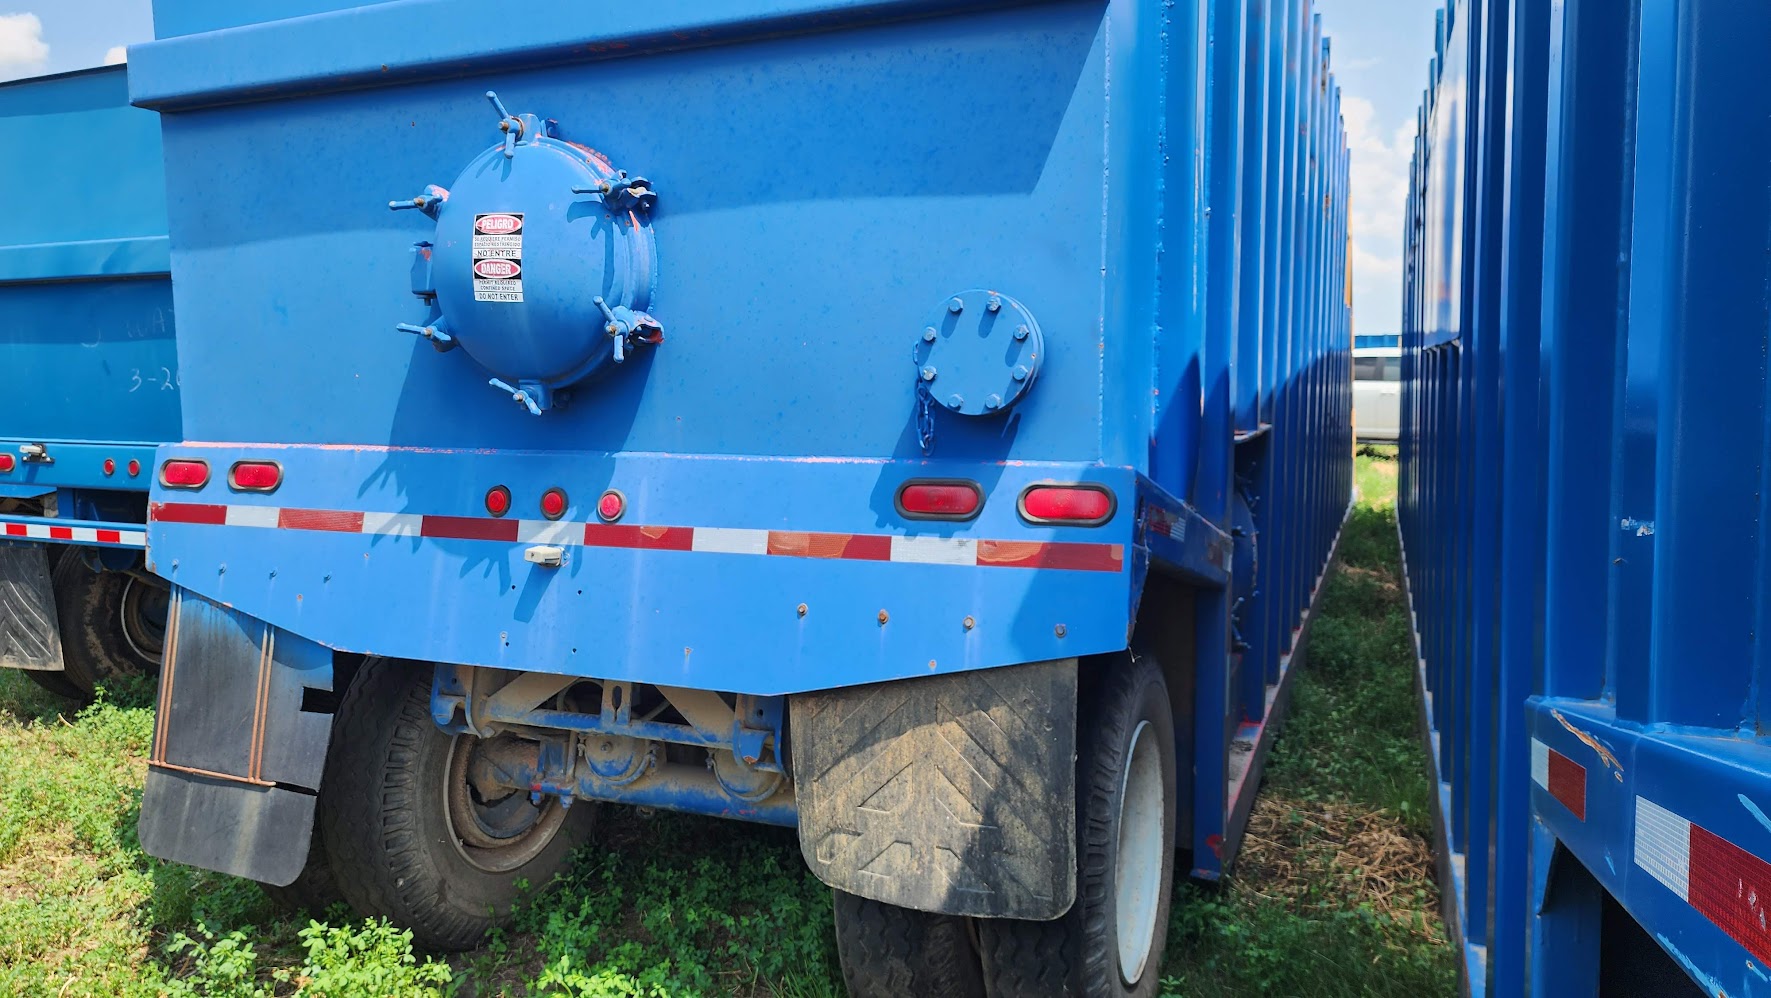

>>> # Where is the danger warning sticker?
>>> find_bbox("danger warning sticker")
[473,213,523,302]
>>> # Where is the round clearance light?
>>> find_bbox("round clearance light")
[103,458,116,476]
[541,488,568,520]
[0,454,15,473]
[597,490,625,522]
[127,459,141,477]
[485,485,512,517]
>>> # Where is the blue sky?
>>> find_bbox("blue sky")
[1,0,1435,331]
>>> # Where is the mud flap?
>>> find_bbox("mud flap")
[0,545,63,672]
[791,658,1077,920]
[137,589,334,886]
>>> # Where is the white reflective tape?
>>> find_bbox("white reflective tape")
[23,524,50,540]
[891,535,978,566]
[117,531,147,547]
[362,511,423,537]
[225,505,280,528]
[517,519,577,545]
[66,528,98,544]
[692,527,770,555]
[1636,796,1692,902]
[1531,738,1550,788]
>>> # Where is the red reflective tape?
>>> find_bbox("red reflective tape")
[1688,823,1771,964]
[976,540,1124,573]
[767,531,892,561]
[150,502,228,525]
[47,526,72,540]
[421,515,520,542]
[279,508,366,533]
[96,529,121,544]
[3,523,25,537]
[1547,750,1586,821]
[582,524,694,551]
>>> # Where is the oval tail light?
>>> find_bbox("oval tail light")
[897,481,982,520]
[0,453,14,473]
[1019,484,1114,525]
[229,461,282,492]
[160,459,211,489]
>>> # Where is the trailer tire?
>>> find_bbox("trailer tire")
[977,653,1175,998]
[19,661,84,700]
[320,657,595,951]
[832,890,985,998]
[51,548,165,699]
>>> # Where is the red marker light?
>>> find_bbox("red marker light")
[597,490,625,522]
[1019,485,1114,525]
[102,458,116,476]
[485,486,512,517]
[0,454,14,473]
[541,488,568,520]
[160,459,211,489]
[229,461,282,492]
[897,481,982,519]
[127,459,141,477]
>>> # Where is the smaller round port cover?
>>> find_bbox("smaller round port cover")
[911,290,1043,417]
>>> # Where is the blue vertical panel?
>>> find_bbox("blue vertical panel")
[1194,0,1246,878]
[1491,0,1549,990]
[1539,0,1630,704]
[1152,0,1210,501]
[1234,0,1272,724]
[1638,0,1767,729]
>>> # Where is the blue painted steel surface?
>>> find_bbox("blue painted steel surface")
[133,0,1350,863]
[0,66,177,551]
[1401,1,1771,994]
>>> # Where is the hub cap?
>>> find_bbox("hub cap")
[443,735,569,873]
[1115,719,1165,985]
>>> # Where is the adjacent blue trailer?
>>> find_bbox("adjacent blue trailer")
[126,0,1350,989]
[0,66,176,700]
[1402,0,1771,994]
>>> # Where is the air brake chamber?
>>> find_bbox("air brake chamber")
[392,91,661,415]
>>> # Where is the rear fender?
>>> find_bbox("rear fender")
[137,589,335,886]
[0,545,63,672]
[791,657,1077,919]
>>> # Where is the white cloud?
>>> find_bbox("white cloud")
[1342,94,1415,332]
[104,45,127,65]
[0,12,49,82]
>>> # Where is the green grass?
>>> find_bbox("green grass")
[1158,445,1456,997]
[0,447,1451,996]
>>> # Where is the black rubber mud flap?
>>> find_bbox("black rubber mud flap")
[0,545,64,672]
[137,589,335,886]
[792,657,1077,920]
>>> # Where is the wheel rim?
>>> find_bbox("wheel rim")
[117,577,170,668]
[443,735,569,873]
[1114,719,1165,985]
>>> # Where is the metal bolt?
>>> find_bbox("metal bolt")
[922,327,938,343]
[985,394,1003,410]
[1055,623,1067,638]
[218,564,226,575]
[797,603,808,617]
[1015,325,1030,341]
[948,298,964,314]
[987,296,1002,313]
[878,610,890,625]
[929,660,938,671]
[1013,365,1030,382]
[920,366,937,382]
[606,323,619,334]
[948,394,964,408]
[963,616,975,630]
